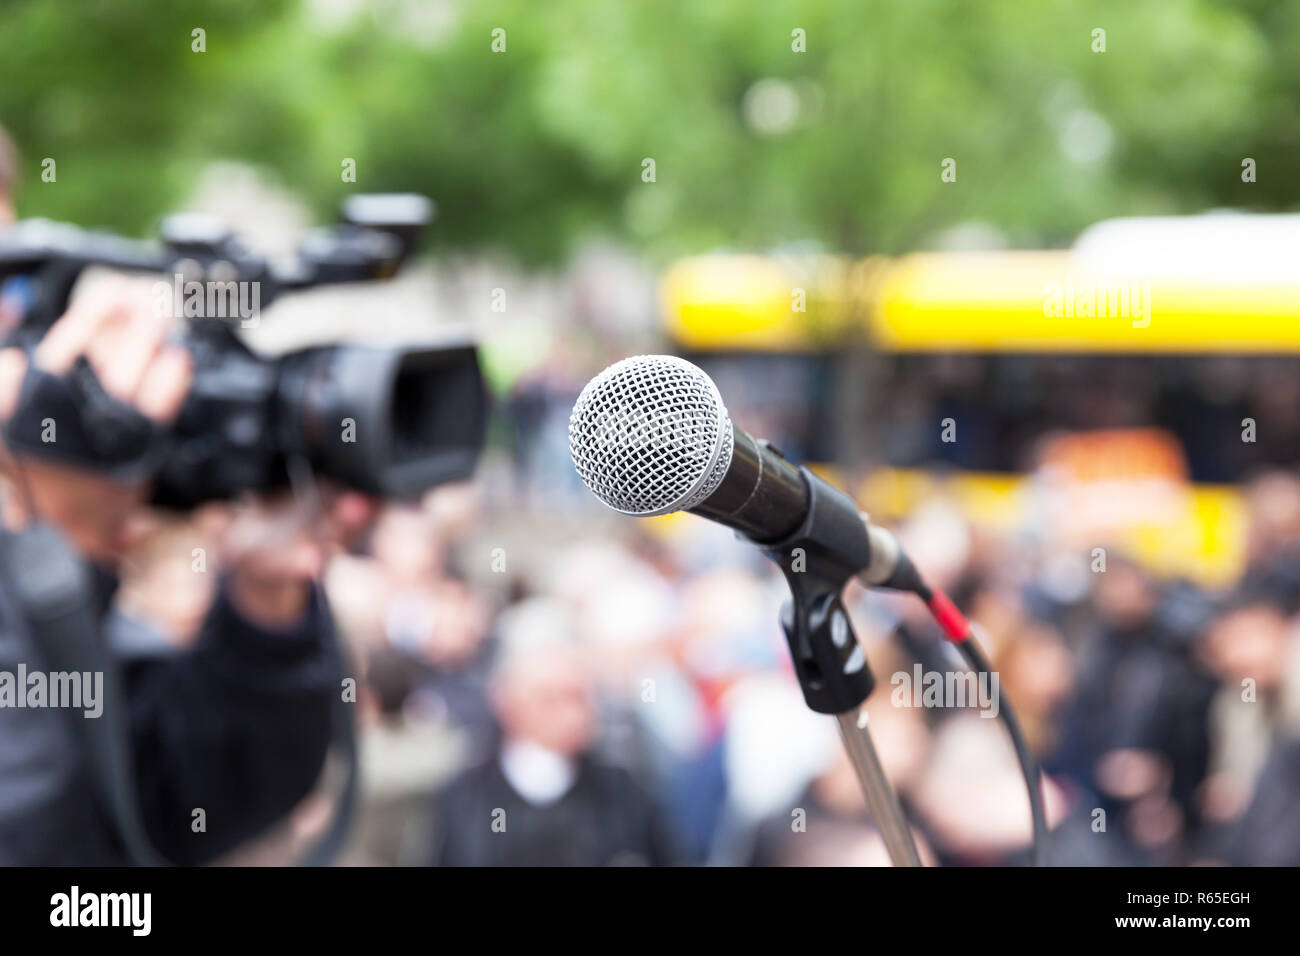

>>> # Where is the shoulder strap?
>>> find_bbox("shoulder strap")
[0,523,166,865]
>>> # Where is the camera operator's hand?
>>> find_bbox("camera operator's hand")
[0,275,375,634]
[0,275,191,562]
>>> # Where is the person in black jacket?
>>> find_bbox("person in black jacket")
[431,599,674,866]
[0,276,342,865]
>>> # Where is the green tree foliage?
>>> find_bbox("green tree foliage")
[0,0,1290,265]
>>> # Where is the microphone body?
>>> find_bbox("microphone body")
[568,354,912,590]
[688,425,807,543]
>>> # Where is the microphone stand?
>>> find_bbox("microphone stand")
[761,466,922,867]
[835,709,922,866]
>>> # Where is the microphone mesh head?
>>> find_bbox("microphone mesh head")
[569,355,734,516]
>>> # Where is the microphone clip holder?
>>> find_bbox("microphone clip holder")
[760,466,876,715]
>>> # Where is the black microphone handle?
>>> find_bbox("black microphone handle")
[690,423,917,590]
[688,424,810,544]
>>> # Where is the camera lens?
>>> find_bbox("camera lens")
[280,343,486,497]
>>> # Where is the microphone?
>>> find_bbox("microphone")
[569,355,1048,865]
[568,354,915,593]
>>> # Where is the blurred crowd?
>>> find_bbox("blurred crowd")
[105,355,1300,867]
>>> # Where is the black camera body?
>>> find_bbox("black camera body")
[0,195,487,508]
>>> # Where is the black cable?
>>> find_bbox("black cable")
[901,571,1048,866]
[957,635,1049,867]
[286,454,360,866]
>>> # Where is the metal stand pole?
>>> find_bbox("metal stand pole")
[835,708,922,867]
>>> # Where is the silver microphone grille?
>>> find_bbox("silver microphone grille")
[569,354,734,516]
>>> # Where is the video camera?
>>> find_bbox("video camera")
[0,195,487,508]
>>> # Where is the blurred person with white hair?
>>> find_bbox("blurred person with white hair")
[428,598,676,866]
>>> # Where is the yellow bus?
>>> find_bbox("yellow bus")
[659,214,1300,586]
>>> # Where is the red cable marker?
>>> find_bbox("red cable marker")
[927,588,971,643]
